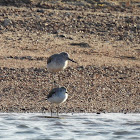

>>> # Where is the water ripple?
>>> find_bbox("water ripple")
[0,113,139,140]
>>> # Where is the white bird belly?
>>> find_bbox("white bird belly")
[47,61,68,72]
[48,93,68,104]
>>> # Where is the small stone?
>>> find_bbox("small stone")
[96,112,101,114]
[3,18,12,27]
[37,9,44,13]
[70,42,91,48]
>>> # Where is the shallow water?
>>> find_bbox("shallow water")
[0,113,140,140]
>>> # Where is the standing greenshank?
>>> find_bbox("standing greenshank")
[47,52,77,72]
[47,52,77,85]
[47,87,68,117]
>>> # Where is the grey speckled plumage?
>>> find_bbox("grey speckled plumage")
[47,87,68,117]
[47,52,77,73]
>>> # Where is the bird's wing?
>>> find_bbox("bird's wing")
[47,56,53,64]
[47,88,57,99]
[47,54,59,64]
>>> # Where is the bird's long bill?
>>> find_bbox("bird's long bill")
[68,57,77,63]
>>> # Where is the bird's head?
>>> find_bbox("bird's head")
[60,87,67,93]
[60,52,77,63]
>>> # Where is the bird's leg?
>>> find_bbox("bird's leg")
[53,73,60,88]
[51,103,53,117]
[52,73,58,88]
[57,72,61,86]
[53,74,56,85]
[55,72,61,88]
[57,105,59,117]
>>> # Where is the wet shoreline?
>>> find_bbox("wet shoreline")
[0,1,140,113]
[0,113,140,139]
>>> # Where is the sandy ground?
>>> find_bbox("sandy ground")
[0,1,140,113]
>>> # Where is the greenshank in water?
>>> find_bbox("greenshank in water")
[47,87,68,117]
